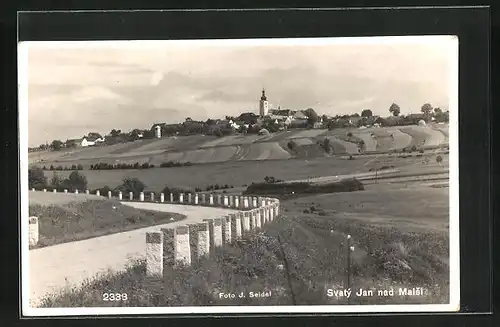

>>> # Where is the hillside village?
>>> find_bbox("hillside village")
[29,89,449,152]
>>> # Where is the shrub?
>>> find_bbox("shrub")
[62,171,88,192]
[29,167,47,189]
[418,149,425,154]
[436,155,443,164]
[410,145,418,152]
[303,209,310,214]
[115,177,146,196]
[347,132,353,137]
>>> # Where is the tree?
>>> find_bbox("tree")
[436,155,443,165]
[88,132,103,139]
[116,177,146,195]
[28,167,47,189]
[50,172,63,189]
[389,103,401,117]
[433,107,443,115]
[64,171,88,191]
[110,129,122,137]
[361,109,373,117]
[421,103,433,115]
[51,140,63,151]
[304,108,319,127]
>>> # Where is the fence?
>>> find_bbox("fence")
[28,188,281,277]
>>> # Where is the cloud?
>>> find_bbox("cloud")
[24,38,455,146]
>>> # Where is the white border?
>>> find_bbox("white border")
[19,36,460,316]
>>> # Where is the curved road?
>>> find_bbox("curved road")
[28,203,239,307]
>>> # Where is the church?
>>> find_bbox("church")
[259,88,269,117]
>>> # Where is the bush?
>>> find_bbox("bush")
[29,167,47,189]
[62,171,88,192]
[115,177,146,196]
[244,178,364,195]
[347,132,353,137]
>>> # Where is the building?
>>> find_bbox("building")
[155,125,161,138]
[259,88,269,117]
[81,136,105,147]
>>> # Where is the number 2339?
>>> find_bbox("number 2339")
[102,293,128,301]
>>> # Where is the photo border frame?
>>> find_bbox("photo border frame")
[2,5,492,325]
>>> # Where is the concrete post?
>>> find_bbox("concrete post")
[249,210,256,230]
[29,216,38,247]
[53,189,57,193]
[201,193,206,204]
[161,228,175,267]
[160,193,165,203]
[189,222,210,260]
[74,189,79,194]
[96,190,100,196]
[275,203,280,217]
[31,188,35,192]
[217,194,222,206]
[205,218,223,251]
[170,193,174,203]
[234,196,239,209]
[151,192,155,202]
[175,226,191,266]
[243,197,249,209]
[258,197,263,207]
[43,189,47,192]
[108,190,112,199]
[140,192,144,202]
[118,191,122,200]
[230,214,242,239]
[256,209,262,229]
[209,194,214,205]
[242,212,251,233]
[188,193,192,204]
[86,190,90,195]
[229,195,234,207]
[146,231,163,277]
[64,189,67,193]
[129,192,133,201]
[263,207,269,223]
[223,195,229,207]
[252,197,258,208]
[270,205,274,221]
[261,198,266,207]
[222,216,232,244]
[260,208,266,226]
[194,193,199,205]
[179,193,184,204]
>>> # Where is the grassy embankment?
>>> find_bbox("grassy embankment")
[29,192,186,249]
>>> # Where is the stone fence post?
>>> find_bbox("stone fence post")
[29,216,38,247]
[146,231,163,277]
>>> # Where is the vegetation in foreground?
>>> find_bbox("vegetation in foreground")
[38,192,449,307]
[29,199,186,248]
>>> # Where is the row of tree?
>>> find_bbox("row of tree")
[89,161,193,170]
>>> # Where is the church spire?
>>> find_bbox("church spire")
[261,88,267,101]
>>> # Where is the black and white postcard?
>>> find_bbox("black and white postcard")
[19,36,459,316]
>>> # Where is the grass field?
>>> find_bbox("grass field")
[29,125,448,168]
[41,152,448,193]
[38,180,449,307]
[28,192,186,248]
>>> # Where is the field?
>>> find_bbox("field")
[29,124,449,168]
[28,123,451,307]
[38,180,449,307]
[40,152,449,192]
[28,191,186,248]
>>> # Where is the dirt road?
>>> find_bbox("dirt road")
[28,203,238,307]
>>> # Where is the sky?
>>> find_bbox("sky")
[20,36,457,147]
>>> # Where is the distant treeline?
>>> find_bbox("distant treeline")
[40,161,194,171]
[90,161,194,170]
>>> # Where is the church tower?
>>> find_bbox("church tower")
[259,88,269,117]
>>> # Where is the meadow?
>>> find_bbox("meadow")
[38,180,449,307]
